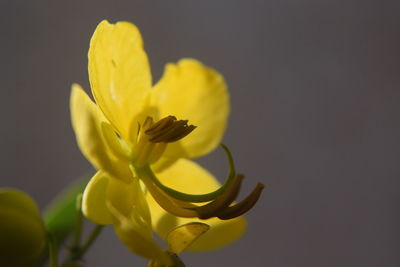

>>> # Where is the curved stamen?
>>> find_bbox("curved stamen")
[131,165,199,218]
[217,183,265,220]
[143,144,236,203]
[135,164,264,220]
[193,174,244,219]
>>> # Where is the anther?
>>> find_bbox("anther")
[145,116,176,135]
[165,125,196,143]
[216,183,265,220]
[193,174,244,220]
[145,116,196,143]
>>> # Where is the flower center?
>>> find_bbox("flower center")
[132,116,196,167]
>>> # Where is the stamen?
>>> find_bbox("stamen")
[147,143,167,164]
[145,116,196,143]
[145,116,176,135]
[193,174,244,219]
[217,183,265,220]
[142,144,236,203]
[135,166,199,218]
[163,125,196,143]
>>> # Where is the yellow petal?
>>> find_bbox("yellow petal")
[112,221,169,264]
[106,176,150,221]
[70,84,111,170]
[152,59,229,159]
[167,222,210,254]
[82,171,113,225]
[148,159,246,251]
[89,20,152,140]
[101,122,131,160]
[83,171,168,262]
[70,84,132,183]
[189,215,246,251]
[106,177,170,264]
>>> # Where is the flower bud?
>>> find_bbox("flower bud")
[0,188,46,267]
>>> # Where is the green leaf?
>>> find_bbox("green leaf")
[43,175,89,243]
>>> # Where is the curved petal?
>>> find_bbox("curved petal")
[106,177,170,264]
[88,20,152,140]
[81,171,113,225]
[167,222,210,254]
[151,59,229,159]
[70,84,112,171]
[147,159,246,251]
[112,222,169,264]
[70,84,132,183]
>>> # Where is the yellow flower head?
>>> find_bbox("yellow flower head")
[70,20,263,264]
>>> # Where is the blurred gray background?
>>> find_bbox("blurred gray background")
[1,0,400,266]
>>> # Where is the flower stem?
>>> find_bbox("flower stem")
[69,225,104,261]
[48,233,59,267]
[71,194,84,251]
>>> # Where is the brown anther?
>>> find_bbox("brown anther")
[217,183,265,220]
[193,174,244,220]
[166,125,197,142]
[145,116,176,135]
[145,116,196,143]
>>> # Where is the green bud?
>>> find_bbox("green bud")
[0,188,46,267]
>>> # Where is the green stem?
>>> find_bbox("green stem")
[142,144,236,203]
[70,225,104,261]
[48,233,59,267]
[71,194,84,251]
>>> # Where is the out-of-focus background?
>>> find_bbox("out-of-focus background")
[1,0,400,266]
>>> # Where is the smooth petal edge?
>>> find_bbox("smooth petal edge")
[88,20,152,140]
[70,84,132,183]
[70,84,111,171]
[82,171,114,225]
[106,177,170,264]
[152,58,230,159]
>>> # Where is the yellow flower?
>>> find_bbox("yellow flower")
[70,20,263,263]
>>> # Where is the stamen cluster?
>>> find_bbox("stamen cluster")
[132,115,265,222]
[146,116,196,143]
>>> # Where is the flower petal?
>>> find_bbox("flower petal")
[70,84,112,170]
[148,159,246,251]
[82,171,113,225]
[167,222,210,254]
[152,59,229,159]
[106,177,170,264]
[112,221,169,264]
[70,84,132,182]
[88,20,152,140]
